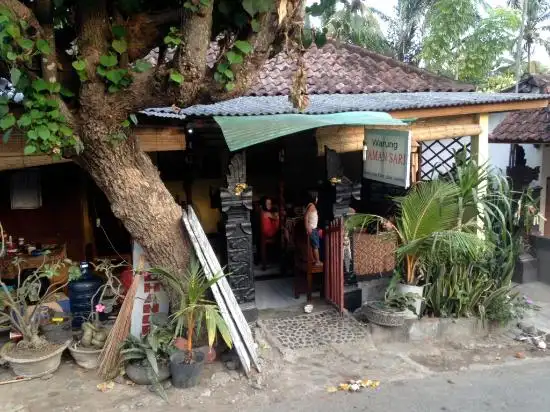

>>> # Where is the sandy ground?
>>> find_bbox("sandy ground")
[2,282,550,412]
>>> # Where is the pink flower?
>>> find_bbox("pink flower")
[95,304,106,313]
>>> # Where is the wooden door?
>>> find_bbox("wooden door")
[324,217,344,313]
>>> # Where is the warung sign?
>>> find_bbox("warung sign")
[363,129,411,188]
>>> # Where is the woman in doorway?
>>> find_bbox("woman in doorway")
[304,190,322,266]
[260,197,280,240]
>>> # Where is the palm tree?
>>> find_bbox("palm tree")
[346,180,488,285]
[509,0,550,76]
[322,1,391,54]
[387,0,437,63]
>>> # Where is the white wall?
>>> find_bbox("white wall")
[488,112,542,187]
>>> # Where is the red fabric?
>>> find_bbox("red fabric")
[261,212,279,239]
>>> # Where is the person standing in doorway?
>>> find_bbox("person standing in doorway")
[304,190,322,266]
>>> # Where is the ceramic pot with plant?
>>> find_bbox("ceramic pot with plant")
[150,260,232,389]
[0,233,81,378]
[364,275,420,327]
[68,304,109,369]
[69,259,125,369]
[120,324,173,399]
[346,180,489,318]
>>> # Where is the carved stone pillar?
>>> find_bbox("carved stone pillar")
[219,153,256,320]
[325,147,361,286]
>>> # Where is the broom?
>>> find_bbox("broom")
[98,271,142,380]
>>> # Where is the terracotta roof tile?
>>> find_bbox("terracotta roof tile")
[490,108,550,143]
[245,40,473,96]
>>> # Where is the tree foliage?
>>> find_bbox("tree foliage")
[422,0,520,83]
[0,0,307,157]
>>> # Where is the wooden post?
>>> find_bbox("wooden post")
[471,114,490,235]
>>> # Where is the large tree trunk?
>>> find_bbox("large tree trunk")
[78,124,189,273]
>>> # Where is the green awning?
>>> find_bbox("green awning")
[213,111,407,151]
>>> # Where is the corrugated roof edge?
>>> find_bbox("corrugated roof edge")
[140,92,550,119]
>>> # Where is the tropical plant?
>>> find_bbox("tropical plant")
[120,323,174,399]
[308,0,391,54]
[346,180,488,285]
[508,0,550,73]
[0,223,81,348]
[149,259,232,361]
[387,0,437,63]
[421,0,521,83]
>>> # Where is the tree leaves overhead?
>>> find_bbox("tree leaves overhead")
[421,0,521,83]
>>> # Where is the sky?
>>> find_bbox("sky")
[307,0,550,65]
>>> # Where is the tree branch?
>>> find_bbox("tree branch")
[203,0,305,101]
[0,0,42,33]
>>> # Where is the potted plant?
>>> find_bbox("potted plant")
[0,252,81,377]
[346,180,488,318]
[120,323,173,399]
[68,259,124,369]
[150,259,232,389]
[364,273,419,326]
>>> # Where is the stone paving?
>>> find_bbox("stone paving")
[258,309,370,349]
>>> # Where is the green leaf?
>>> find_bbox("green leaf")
[32,78,48,92]
[27,129,37,140]
[226,51,243,65]
[224,69,234,80]
[107,84,120,93]
[0,105,8,117]
[6,51,17,61]
[60,86,75,97]
[0,114,15,130]
[121,119,130,128]
[134,60,152,73]
[37,125,51,140]
[216,63,229,73]
[47,122,59,132]
[225,82,235,92]
[112,25,126,39]
[30,110,43,119]
[59,124,72,137]
[17,38,33,50]
[106,69,124,84]
[17,114,31,127]
[213,72,223,83]
[36,39,51,54]
[112,39,127,54]
[19,20,28,30]
[234,40,252,54]
[129,114,138,125]
[100,54,118,67]
[242,0,256,16]
[10,67,21,86]
[169,71,184,84]
[96,65,107,77]
[251,19,261,32]
[24,145,36,155]
[6,24,20,39]
[72,60,86,72]
[3,128,12,144]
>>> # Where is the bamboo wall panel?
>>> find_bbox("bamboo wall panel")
[316,115,479,155]
[0,127,187,171]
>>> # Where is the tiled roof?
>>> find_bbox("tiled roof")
[246,41,474,96]
[491,74,550,143]
[141,93,550,118]
[490,108,550,143]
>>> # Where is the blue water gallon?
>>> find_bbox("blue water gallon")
[68,261,103,327]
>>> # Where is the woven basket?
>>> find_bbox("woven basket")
[364,302,406,327]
